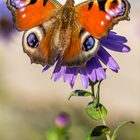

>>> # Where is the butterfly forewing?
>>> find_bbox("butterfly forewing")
[75,0,130,39]
[22,16,61,66]
[7,0,62,30]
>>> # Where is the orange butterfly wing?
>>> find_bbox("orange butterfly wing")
[61,0,130,66]
[7,0,62,30]
[75,0,130,39]
[61,21,99,67]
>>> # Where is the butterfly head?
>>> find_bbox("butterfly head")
[65,0,75,6]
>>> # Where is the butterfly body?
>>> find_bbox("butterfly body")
[7,0,130,67]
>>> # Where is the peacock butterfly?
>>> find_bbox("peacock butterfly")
[7,0,130,66]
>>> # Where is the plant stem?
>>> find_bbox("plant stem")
[90,82,96,101]
[99,109,111,140]
[91,82,111,140]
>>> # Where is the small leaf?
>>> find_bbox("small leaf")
[91,125,111,137]
[85,103,107,120]
[68,90,92,100]
[111,121,134,140]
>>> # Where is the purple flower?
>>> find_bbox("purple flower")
[0,0,15,39]
[43,32,130,89]
[55,112,70,129]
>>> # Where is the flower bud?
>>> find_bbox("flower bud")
[55,112,70,129]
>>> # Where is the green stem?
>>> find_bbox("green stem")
[99,109,111,140]
[91,82,111,140]
[90,82,96,101]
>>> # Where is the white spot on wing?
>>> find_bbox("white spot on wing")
[19,3,25,7]
[15,1,20,4]
[106,9,116,17]
[101,21,105,26]
[115,8,120,13]
[19,8,25,12]
[22,14,26,18]
[105,15,111,20]
[118,4,122,9]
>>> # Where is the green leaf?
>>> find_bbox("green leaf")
[68,90,92,100]
[111,121,134,140]
[85,103,107,120]
[91,125,111,137]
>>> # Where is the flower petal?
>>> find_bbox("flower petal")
[98,46,120,72]
[42,65,51,72]
[69,68,78,88]
[79,68,89,89]
[63,67,78,88]
[107,31,128,43]
[101,39,130,52]
[91,57,106,81]
[63,67,74,82]
[86,60,96,82]
[52,61,64,81]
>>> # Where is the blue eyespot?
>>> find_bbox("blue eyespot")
[10,0,28,9]
[27,33,39,48]
[118,1,126,16]
[82,36,95,51]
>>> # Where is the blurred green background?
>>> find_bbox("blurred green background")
[0,0,140,139]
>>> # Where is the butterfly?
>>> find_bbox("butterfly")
[7,0,130,67]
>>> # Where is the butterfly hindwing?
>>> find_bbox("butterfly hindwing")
[61,0,130,66]
[61,21,99,66]
[22,17,60,66]
[7,0,62,30]
[75,0,130,39]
